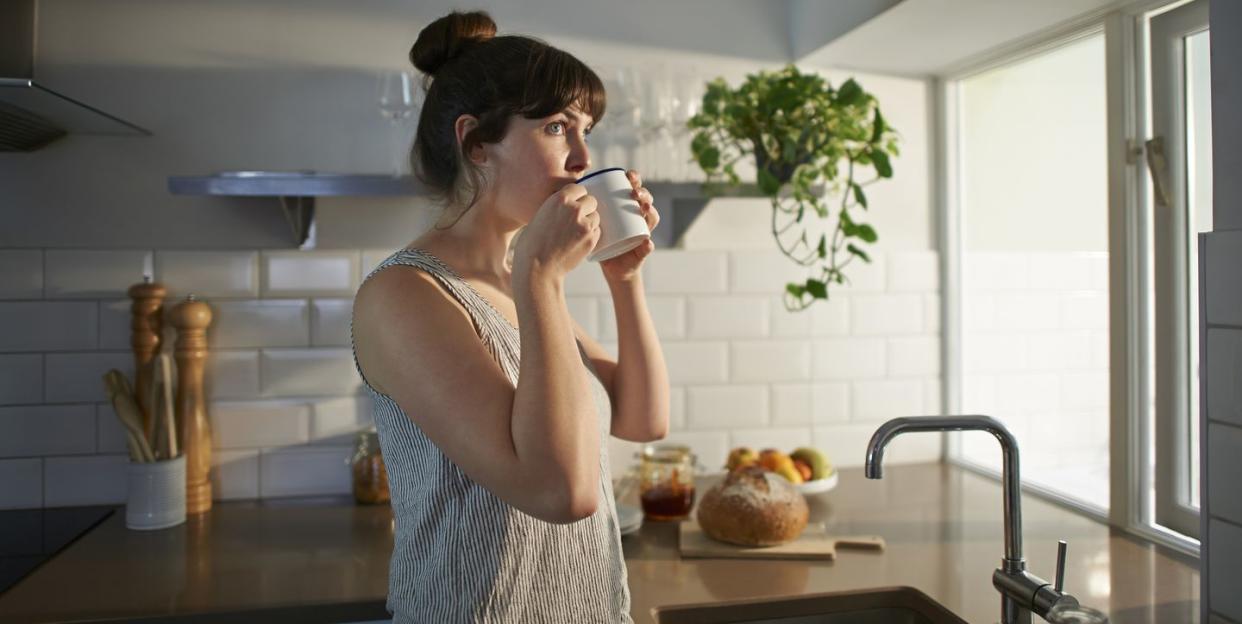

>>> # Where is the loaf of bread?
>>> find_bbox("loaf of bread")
[696,466,809,546]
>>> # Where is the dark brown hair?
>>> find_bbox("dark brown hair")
[409,10,607,222]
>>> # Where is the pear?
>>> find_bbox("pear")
[790,447,832,480]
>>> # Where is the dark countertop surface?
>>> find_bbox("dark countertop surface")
[0,463,1200,623]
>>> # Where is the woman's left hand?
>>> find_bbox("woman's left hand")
[600,170,660,284]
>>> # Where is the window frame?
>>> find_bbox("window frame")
[936,0,1202,557]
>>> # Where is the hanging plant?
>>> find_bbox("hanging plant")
[687,64,900,311]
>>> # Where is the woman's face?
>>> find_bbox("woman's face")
[481,105,594,224]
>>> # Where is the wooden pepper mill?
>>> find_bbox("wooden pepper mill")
[171,294,213,514]
[128,277,166,443]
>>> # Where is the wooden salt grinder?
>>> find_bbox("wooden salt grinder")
[128,277,166,443]
[171,295,213,514]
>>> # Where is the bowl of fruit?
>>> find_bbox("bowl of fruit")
[724,446,837,495]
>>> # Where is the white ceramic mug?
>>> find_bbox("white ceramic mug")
[576,167,651,262]
[125,455,186,530]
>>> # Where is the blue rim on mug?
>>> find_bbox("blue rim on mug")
[575,167,627,184]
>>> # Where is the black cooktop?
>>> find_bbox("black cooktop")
[0,506,114,596]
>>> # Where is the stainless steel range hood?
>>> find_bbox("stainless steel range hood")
[0,0,150,151]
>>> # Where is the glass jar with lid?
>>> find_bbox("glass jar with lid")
[349,427,390,505]
[636,443,696,521]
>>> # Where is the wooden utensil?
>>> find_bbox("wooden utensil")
[172,295,213,514]
[103,369,155,463]
[156,354,177,459]
[678,519,885,561]
[128,278,166,445]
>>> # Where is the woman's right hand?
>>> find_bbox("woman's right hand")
[513,183,601,281]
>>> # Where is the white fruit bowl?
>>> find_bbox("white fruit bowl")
[795,470,839,495]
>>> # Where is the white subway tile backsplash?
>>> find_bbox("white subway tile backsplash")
[1207,328,1242,427]
[0,354,42,405]
[261,251,360,297]
[1208,517,1242,621]
[211,400,310,448]
[1027,331,1094,371]
[811,424,940,469]
[728,250,808,294]
[995,374,1060,411]
[964,334,1028,372]
[98,300,136,351]
[259,446,352,497]
[730,341,811,382]
[812,338,886,380]
[686,385,768,429]
[96,404,129,454]
[658,430,729,474]
[213,449,260,500]
[993,294,1061,330]
[812,383,851,424]
[0,302,97,352]
[769,297,813,337]
[566,296,600,337]
[44,454,127,506]
[886,337,940,376]
[1060,292,1108,330]
[44,352,133,403]
[0,458,42,508]
[597,296,686,341]
[664,342,728,384]
[311,299,353,347]
[309,395,374,445]
[887,251,938,292]
[727,427,812,456]
[850,295,923,335]
[564,263,611,295]
[852,379,923,422]
[965,253,1029,290]
[924,379,943,415]
[771,384,812,426]
[45,250,151,299]
[1027,253,1097,291]
[1205,230,1242,327]
[156,250,259,298]
[1059,371,1108,410]
[643,251,728,294]
[924,294,941,333]
[669,387,687,430]
[1207,422,1242,525]
[841,254,886,292]
[208,300,310,349]
[650,297,689,339]
[260,348,361,397]
[362,249,399,278]
[809,298,850,337]
[0,250,43,299]
[206,350,261,399]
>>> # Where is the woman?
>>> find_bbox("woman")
[350,10,669,623]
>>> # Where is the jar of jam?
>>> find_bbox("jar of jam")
[636,443,696,521]
[349,428,390,505]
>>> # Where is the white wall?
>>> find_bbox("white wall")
[1203,1,1242,621]
[0,0,940,508]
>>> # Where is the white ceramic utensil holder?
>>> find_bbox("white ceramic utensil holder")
[126,455,186,530]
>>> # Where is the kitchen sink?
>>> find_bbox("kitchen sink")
[651,586,968,624]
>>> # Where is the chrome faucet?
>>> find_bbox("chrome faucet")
[865,416,1082,624]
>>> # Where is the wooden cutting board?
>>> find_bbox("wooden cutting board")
[679,519,885,560]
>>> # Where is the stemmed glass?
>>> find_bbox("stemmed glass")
[377,70,420,177]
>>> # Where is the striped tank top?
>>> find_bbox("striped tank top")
[349,248,633,623]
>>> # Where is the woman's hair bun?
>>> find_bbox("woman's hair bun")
[409,10,498,77]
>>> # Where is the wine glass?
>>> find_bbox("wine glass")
[377,70,420,177]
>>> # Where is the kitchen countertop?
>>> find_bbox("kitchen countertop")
[0,463,1199,623]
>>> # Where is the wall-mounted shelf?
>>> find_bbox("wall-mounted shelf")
[167,172,765,250]
[167,171,424,248]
